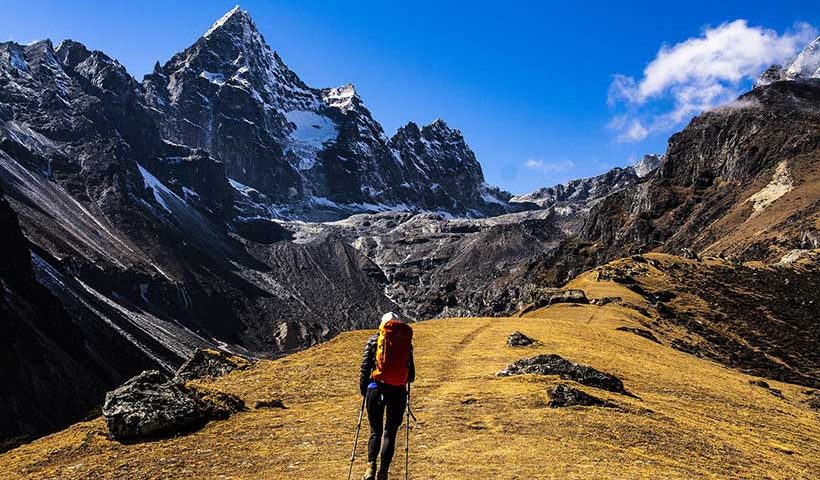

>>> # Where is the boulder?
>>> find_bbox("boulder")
[254,399,286,410]
[175,348,252,381]
[591,296,621,306]
[498,354,630,396]
[507,331,537,347]
[548,384,616,408]
[547,289,589,305]
[749,379,784,399]
[680,248,700,260]
[102,370,244,442]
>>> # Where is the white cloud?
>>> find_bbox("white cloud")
[524,158,575,174]
[608,20,817,142]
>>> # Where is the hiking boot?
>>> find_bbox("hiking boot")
[362,462,376,480]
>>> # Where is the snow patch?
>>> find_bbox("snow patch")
[199,71,225,85]
[137,164,174,212]
[284,110,338,170]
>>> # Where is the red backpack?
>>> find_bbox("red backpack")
[372,320,413,386]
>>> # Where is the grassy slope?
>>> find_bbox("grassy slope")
[2,259,819,479]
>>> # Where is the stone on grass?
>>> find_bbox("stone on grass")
[548,384,617,408]
[498,354,631,396]
[507,331,537,347]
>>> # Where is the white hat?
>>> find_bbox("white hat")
[380,311,401,327]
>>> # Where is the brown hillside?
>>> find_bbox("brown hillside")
[1,254,819,479]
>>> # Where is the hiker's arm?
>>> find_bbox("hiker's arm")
[359,336,376,396]
[407,348,415,384]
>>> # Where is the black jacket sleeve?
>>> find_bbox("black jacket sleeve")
[359,335,378,396]
[407,347,415,384]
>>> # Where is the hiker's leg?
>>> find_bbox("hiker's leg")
[377,388,407,475]
[365,387,385,464]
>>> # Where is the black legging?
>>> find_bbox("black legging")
[366,383,407,474]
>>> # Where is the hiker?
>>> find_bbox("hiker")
[359,312,415,480]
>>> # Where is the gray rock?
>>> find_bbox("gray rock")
[102,370,244,442]
[507,331,537,347]
[498,354,630,396]
[548,289,589,305]
[548,384,616,408]
[680,248,700,260]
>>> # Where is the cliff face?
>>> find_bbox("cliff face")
[0,189,159,452]
[580,79,820,263]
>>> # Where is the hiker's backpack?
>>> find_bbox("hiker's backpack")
[372,320,413,386]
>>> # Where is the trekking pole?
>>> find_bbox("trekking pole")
[405,383,417,480]
[347,394,367,480]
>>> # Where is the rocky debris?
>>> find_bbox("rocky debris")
[254,399,286,410]
[519,289,590,315]
[507,331,538,347]
[548,384,617,408]
[616,327,661,344]
[176,349,252,381]
[548,289,589,305]
[749,379,784,399]
[102,370,244,442]
[680,248,700,260]
[802,230,820,250]
[591,297,622,306]
[498,354,631,396]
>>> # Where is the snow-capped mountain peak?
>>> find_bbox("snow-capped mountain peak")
[141,7,522,220]
[203,5,250,38]
[756,36,820,87]
[784,36,820,80]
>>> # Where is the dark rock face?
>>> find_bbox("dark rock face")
[102,370,244,442]
[507,331,537,347]
[0,189,159,452]
[548,384,616,408]
[498,354,629,396]
[175,349,251,382]
[579,79,820,263]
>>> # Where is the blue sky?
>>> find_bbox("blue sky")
[3,1,818,194]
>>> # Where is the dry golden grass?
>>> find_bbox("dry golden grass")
[2,286,819,480]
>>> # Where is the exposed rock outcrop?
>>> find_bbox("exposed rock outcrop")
[102,370,244,442]
[548,384,617,408]
[507,331,537,347]
[498,354,630,396]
